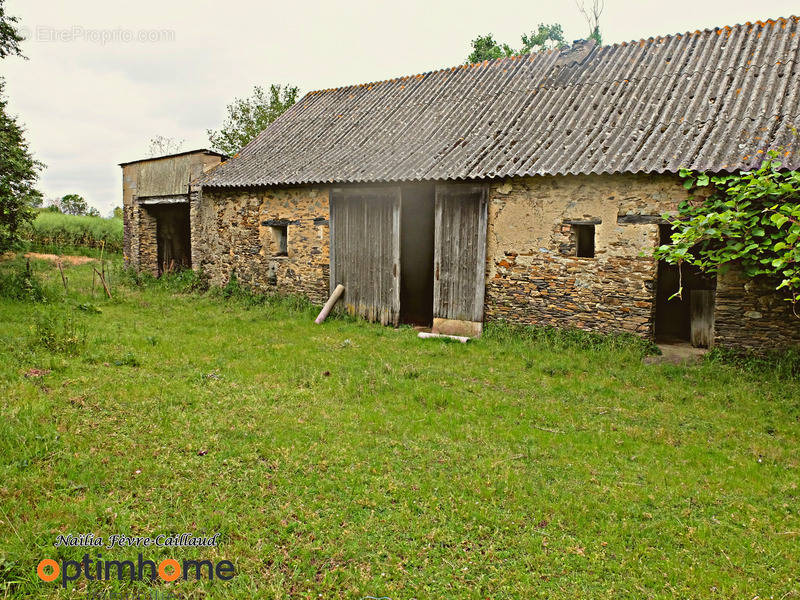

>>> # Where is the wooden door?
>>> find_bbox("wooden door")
[433,183,488,337]
[690,290,715,348]
[330,186,401,326]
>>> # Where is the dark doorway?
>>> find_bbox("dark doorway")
[151,204,191,275]
[655,225,716,345]
[400,184,435,326]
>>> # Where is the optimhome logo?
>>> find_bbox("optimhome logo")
[36,553,235,589]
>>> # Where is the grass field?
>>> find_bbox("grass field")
[0,255,798,599]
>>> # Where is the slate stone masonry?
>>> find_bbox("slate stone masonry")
[482,174,800,349]
[483,174,675,337]
[193,186,330,304]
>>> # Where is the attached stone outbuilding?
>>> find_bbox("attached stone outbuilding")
[127,17,800,350]
[120,149,227,275]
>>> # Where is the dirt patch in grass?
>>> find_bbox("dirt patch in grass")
[23,368,51,377]
[23,252,97,265]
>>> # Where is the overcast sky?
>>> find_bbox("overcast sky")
[3,0,799,215]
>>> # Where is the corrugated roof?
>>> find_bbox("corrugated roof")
[203,16,800,188]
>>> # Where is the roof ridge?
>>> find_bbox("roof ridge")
[302,14,799,98]
[303,51,555,97]
[614,14,800,47]
[288,58,799,119]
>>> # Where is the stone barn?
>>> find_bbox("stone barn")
[128,17,800,350]
[121,149,227,275]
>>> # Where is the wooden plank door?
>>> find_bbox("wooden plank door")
[433,183,488,337]
[329,186,401,326]
[690,289,715,348]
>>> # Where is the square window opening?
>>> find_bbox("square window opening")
[574,224,595,258]
[270,225,288,256]
[659,223,675,246]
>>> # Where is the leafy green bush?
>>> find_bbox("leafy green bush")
[0,260,46,302]
[21,211,123,253]
[208,271,267,306]
[116,265,209,294]
[656,156,800,304]
[28,312,87,355]
[217,271,248,300]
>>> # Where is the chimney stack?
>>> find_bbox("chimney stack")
[555,39,597,67]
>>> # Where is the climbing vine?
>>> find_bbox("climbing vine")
[654,154,800,310]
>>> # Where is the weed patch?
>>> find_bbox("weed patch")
[484,320,659,356]
[112,352,141,367]
[0,260,47,302]
[705,345,800,378]
[27,311,87,355]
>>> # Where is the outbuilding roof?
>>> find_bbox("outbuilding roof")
[203,16,800,188]
[119,148,227,167]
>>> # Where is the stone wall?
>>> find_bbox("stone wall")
[137,205,158,276]
[193,186,330,304]
[714,268,800,350]
[484,174,685,337]
[483,173,800,348]
[121,164,138,267]
[179,174,800,350]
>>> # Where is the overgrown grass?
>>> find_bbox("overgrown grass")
[0,260,47,302]
[27,310,88,355]
[20,211,123,254]
[706,346,800,379]
[484,320,660,358]
[0,255,798,599]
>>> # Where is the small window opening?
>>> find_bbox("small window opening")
[573,224,595,258]
[270,225,288,256]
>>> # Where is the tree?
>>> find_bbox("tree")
[655,155,800,309]
[520,24,568,53]
[0,0,42,252]
[148,135,185,157]
[60,194,89,216]
[0,0,24,59]
[467,34,515,62]
[112,206,123,219]
[575,0,604,46]
[467,25,566,63]
[0,82,41,250]
[207,84,299,156]
[42,199,61,213]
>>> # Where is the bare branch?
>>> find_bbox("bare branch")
[574,0,605,43]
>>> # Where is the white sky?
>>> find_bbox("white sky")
[3,0,799,215]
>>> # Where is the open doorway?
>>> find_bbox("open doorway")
[151,204,191,275]
[399,184,435,326]
[655,225,716,347]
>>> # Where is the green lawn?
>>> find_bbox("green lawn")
[0,255,798,599]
